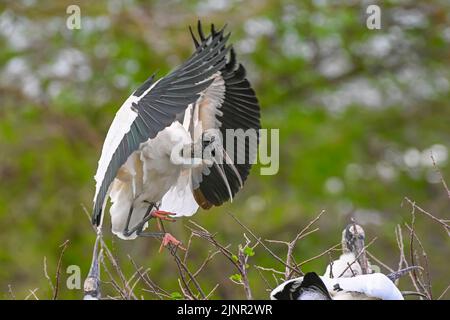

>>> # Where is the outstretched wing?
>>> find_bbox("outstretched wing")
[188,23,261,209]
[92,24,231,226]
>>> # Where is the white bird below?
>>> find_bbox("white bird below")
[271,223,408,300]
[270,272,404,300]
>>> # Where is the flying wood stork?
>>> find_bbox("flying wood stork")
[90,21,260,247]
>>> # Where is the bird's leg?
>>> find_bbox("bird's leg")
[123,202,155,237]
[135,207,184,251]
[137,229,185,252]
[124,203,183,251]
[123,204,137,237]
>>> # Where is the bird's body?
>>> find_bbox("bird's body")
[109,121,198,239]
[324,252,363,278]
[270,272,404,300]
[90,22,261,243]
[271,223,404,300]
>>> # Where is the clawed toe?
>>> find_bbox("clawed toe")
[151,210,176,222]
[159,233,185,252]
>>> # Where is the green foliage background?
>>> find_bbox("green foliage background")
[0,0,449,299]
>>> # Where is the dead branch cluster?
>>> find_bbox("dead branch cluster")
[8,158,449,300]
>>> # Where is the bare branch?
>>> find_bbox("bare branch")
[228,212,303,276]
[298,242,341,268]
[53,239,69,300]
[403,197,450,236]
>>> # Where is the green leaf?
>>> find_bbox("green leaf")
[229,273,242,282]
[243,247,255,257]
[170,292,183,300]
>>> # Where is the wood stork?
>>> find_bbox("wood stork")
[271,223,413,300]
[91,21,260,247]
[270,272,404,300]
[340,223,372,274]
[324,223,371,278]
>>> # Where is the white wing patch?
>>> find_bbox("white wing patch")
[93,80,161,208]
[190,72,226,190]
[160,169,199,217]
[197,72,225,130]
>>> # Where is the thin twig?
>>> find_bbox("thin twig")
[405,222,433,299]
[171,248,206,299]
[366,251,394,273]
[254,266,273,291]
[7,285,15,300]
[298,242,341,267]
[228,212,302,275]
[431,154,450,200]
[25,288,39,300]
[53,239,69,300]
[337,237,377,278]
[254,265,285,275]
[128,255,169,299]
[204,284,220,300]
[43,256,55,294]
[395,225,422,294]
[187,249,221,285]
[438,283,450,300]
[403,197,450,235]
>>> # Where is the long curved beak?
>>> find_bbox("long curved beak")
[387,266,423,282]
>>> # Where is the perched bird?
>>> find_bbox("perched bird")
[271,272,404,300]
[271,223,412,300]
[324,223,369,278]
[91,21,260,246]
[340,222,372,274]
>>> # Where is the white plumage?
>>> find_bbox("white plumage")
[324,252,363,278]
[93,80,160,214]
[108,121,199,239]
[271,272,404,300]
[323,273,403,300]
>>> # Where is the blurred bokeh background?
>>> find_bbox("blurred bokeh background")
[0,0,449,299]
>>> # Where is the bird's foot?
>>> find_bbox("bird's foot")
[159,233,185,252]
[151,210,176,222]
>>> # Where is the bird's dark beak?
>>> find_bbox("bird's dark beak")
[353,237,371,274]
[387,266,423,282]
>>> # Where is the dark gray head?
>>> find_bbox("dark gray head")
[342,223,372,274]
[342,223,365,254]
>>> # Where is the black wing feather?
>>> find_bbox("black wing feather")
[273,273,332,300]
[198,45,261,207]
